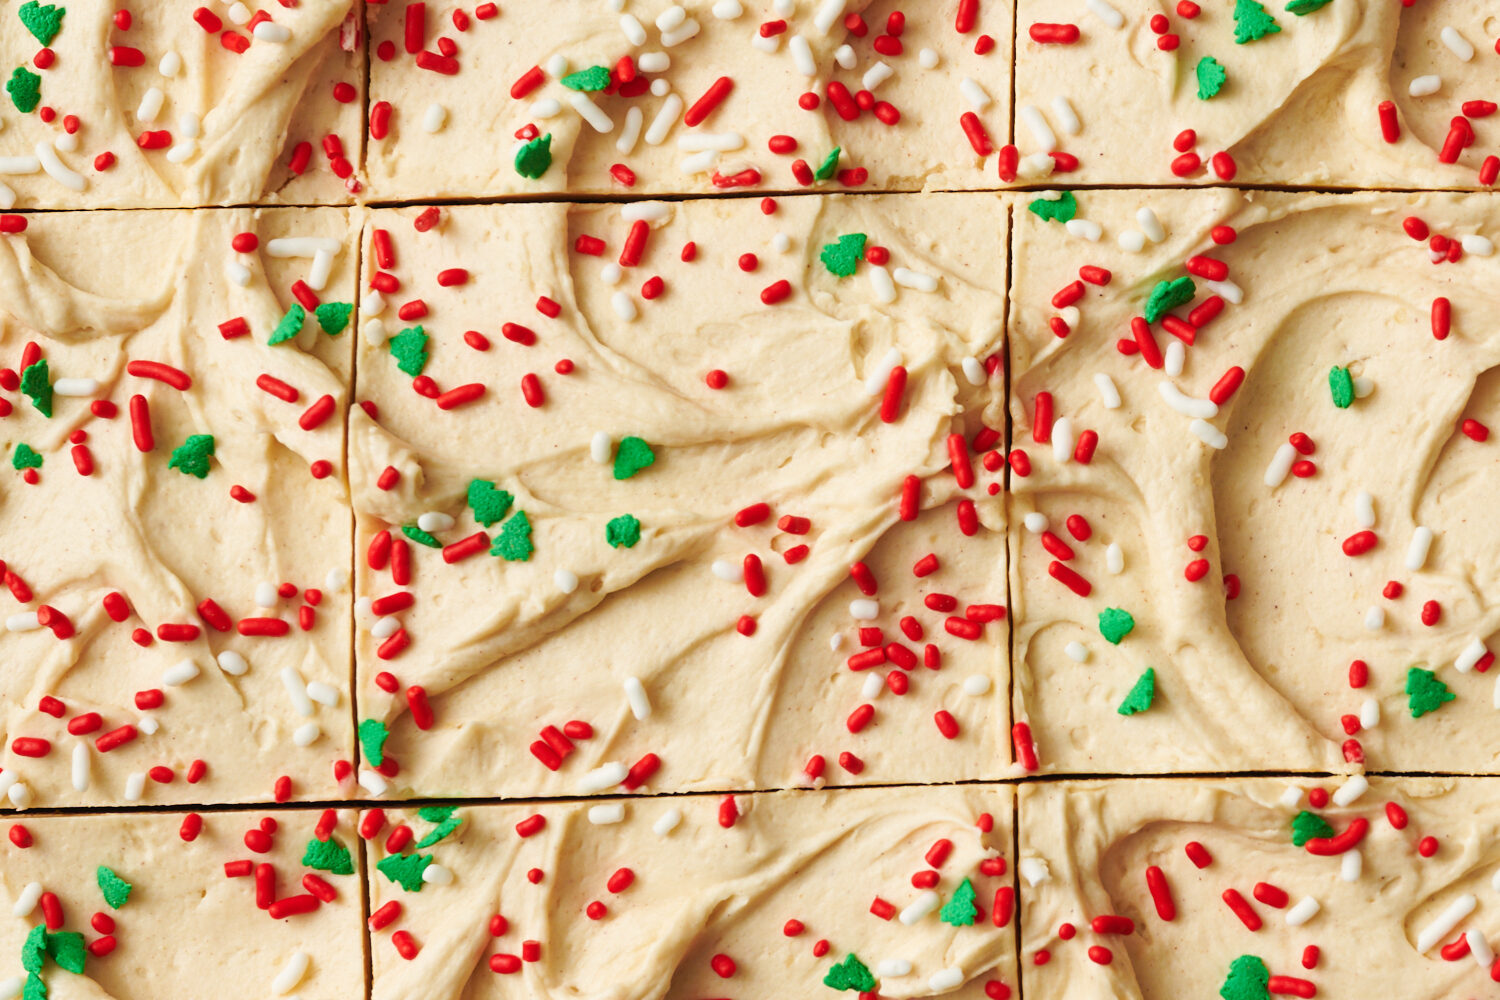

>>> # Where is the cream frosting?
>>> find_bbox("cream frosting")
[366,785,1017,1000]
[1009,188,1500,774]
[365,0,1016,199]
[0,0,362,208]
[1020,777,1500,999]
[348,194,1011,798]
[0,207,357,808]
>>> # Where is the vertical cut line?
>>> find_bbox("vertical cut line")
[346,211,365,807]
[1011,786,1025,1000]
[1001,201,1017,767]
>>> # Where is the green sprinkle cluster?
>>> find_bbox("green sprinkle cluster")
[1328,365,1354,408]
[377,851,433,892]
[813,147,841,182]
[1196,57,1227,100]
[388,326,429,376]
[20,360,51,417]
[613,436,656,480]
[823,953,875,992]
[1218,954,1269,1000]
[606,513,641,549]
[302,836,354,875]
[1143,276,1195,324]
[515,134,553,179]
[268,303,305,345]
[358,718,389,766]
[938,877,978,926]
[1290,809,1332,846]
[1098,608,1135,645]
[819,233,867,278]
[491,510,534,561]
[6,66,41,113]
[167,434,215,479]
[1233,0,1280,43]
[1117,668,1156,715]
[1406,667,1454,718]
[1027,191,1077,224]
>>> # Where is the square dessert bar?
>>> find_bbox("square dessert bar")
[0,207,358,809]
[365,0,1014,199]
[0,807,364,1000]
[350,193,1011,798]
[1020,777,1500,1000]
[1013,0,1498,188]
[1008,187,1500,774]
[0,0,363,209]
[366,784,1017,999]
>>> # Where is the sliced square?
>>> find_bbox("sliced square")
[365,0,1013,199]
[0,207,358,809]
[1009,187,1500,773]
[1020,776,1500,999]
[367,785,1017,999]
[1013,0,1498,188]
[350,193,1010,797]
[1,807,365,999]
[0,1,362,208]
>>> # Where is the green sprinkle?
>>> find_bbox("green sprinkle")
[17,3,64,46]
[167,434,215,479]
[12,443,42,470]
[1285,0,1331,13]
[1233,0,1280,42]
[561,65,610,91]
[314,301,353,336]
[402,523,441,548]
[938,877,978,926]
[417,806,456,822]
[813,147,841,181]
[1196,56,1227,100]
[1027,191,1078,224]
[1290,809,1333,846]
[1143,276,1196,324]
[1328,365,1354,409]
[44,932,84,975]
[22,973,44,1000]
[491,510,534,561]
[376,851,432,892]
[606,513,641,549]
[21,925,46,973]
[819,233,867,278]
[466,478,514,527]
[1218,954,1269,1000]
[1117,668,1156,716]
[414,814,463,850]
[613,436,656,480]
[823,953,876,993]
[268,303,305,345]
[514,133,552,180]
[358,718,389,767]
[1098,607,1135,645]
[1406,667,1455,718]
[388,326,429,376]
[20,359,51,417]
[6,67,41,114]
[96,867,132,909]
[302,836,354,875]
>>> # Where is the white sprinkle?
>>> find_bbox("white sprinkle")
[272,952,310,995]
[0,772,17,801]
[1417,894,1476,952]
[1058,306,1080,329]
[862,61,893,91]
[638,51,670,73]
[1352,376,1374,399]
[1278,786,1302,808]
[422,863,454,886]
[1354,490,1375,528]
[1016,152,1055,179]
[325,568,348,592]
[1085,0,1124,28]
[1106,542,1125,574]
[962,357,987,385]
[293,722,321,747]
[266,237,340,258]
[1018,857,1050,886]
[918,47,939,68]
[1264,443,1297,488]
[712,0,743,17]
[226,259,252,287]
[788,34,817,76]
[163,659,199,686]
[588,803,626,825]
[1065,642,1089,662]
[0,181,13,210]
[418,511,455,534]
[656,4,686,29]
[12,882,42,917]
[960,78,991,111]
[303,246,334,292]
[862,348,902,395]
[677,131,745,152]
[1157,339,1187,381]
[138,716,159,736]
[1341,848,1362,882]
[1285,897,1320,926]
[653,808,682,835]
[1332,774,1369,807]
[1051,96,1081,135]
[530,97,561,119]
[1440,27,1475,61]
[622,201,671,222]
[227,1,251,24]
[1136,208,1166,243]
[0,156,40,174]
[1457,638,1488,673]
[137,87,165,123]
[620,13,647,45]
[71,741,89,791]
[849,599,880,620]
[555,569,579,594]
[590,430,613,464]
[122,773,144,802]
[860,673,884,699]
[6,612,40,632]
[1094,372,1121,409]
[255,581,280,607]
[611,291,637,321]
[545,54,569,77]
[420,102,447,134]
[570,93,614,133]
[358,769,389,796]
[1470,930,1495,967]
[1065,219,1102,242]
[877,959,912,977]
[868,264,897,303]
[253,20,291,42]
[1052,417,1075,464]
[0,977,22,998]
[644,93,683,144]
[282,666,314,717]
[1019,105,1057,151]
[650,79,670,97]
[1190,419,1227,449]
[898,891,937,924]
[833,44,856,69]
[772,232,791,253]
[1462,235,1494,257]
[616,106,643,154]
[892,267,937,292]
[307,676,337,704]
[679,149,720,174]
[1406,526,1433,570]
[54,131,77,153]
[929,967,964,992]
[578,761,629,794]
[1360,696,1380,729]
[1364,606,1385,630]
[36,141,85,191]
[624,677,651,719]
[813,0,845,33]
[1159,382,1218,419]
[159,51,182,76]
[371,617,401,640]
[1023,512,1049,533]
[1409,75,1442,97]
[1117,230,1146,252]
[712,559,742,582]
[217,651,249,676]
[659,17,700,45]
[963,674,991,696]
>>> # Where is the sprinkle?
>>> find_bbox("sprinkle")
[613,436,655,479]
[1408,75,1441,98]
[1232,0,1280,43]
[1456,638,1488,673]
[823,953,876,993]
[491,511,534,561]
[6,68,40,114]
[1190,420,1227,449]
[1085,0,1125,28]
[19,360,51,416]
[1196,57,1226,99]
[607,514,641,548]
[514,134,552,178]
[1417,894,1476,952]
[1159,382,1217,419]
[1406,667,1454,718]
[377,851,433,892]
[623,677,651,719]
[1028,191,1076,223]
[1019,105,1057,151]
[1143,276,1195,324]
[1439,27,1475,61]
[1098,608,1134,644]
[271,952,310,995]
[1117,668,1155,715]
[819,233,866,277]
[1406,526,1433,569]
[95,867,132,909]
